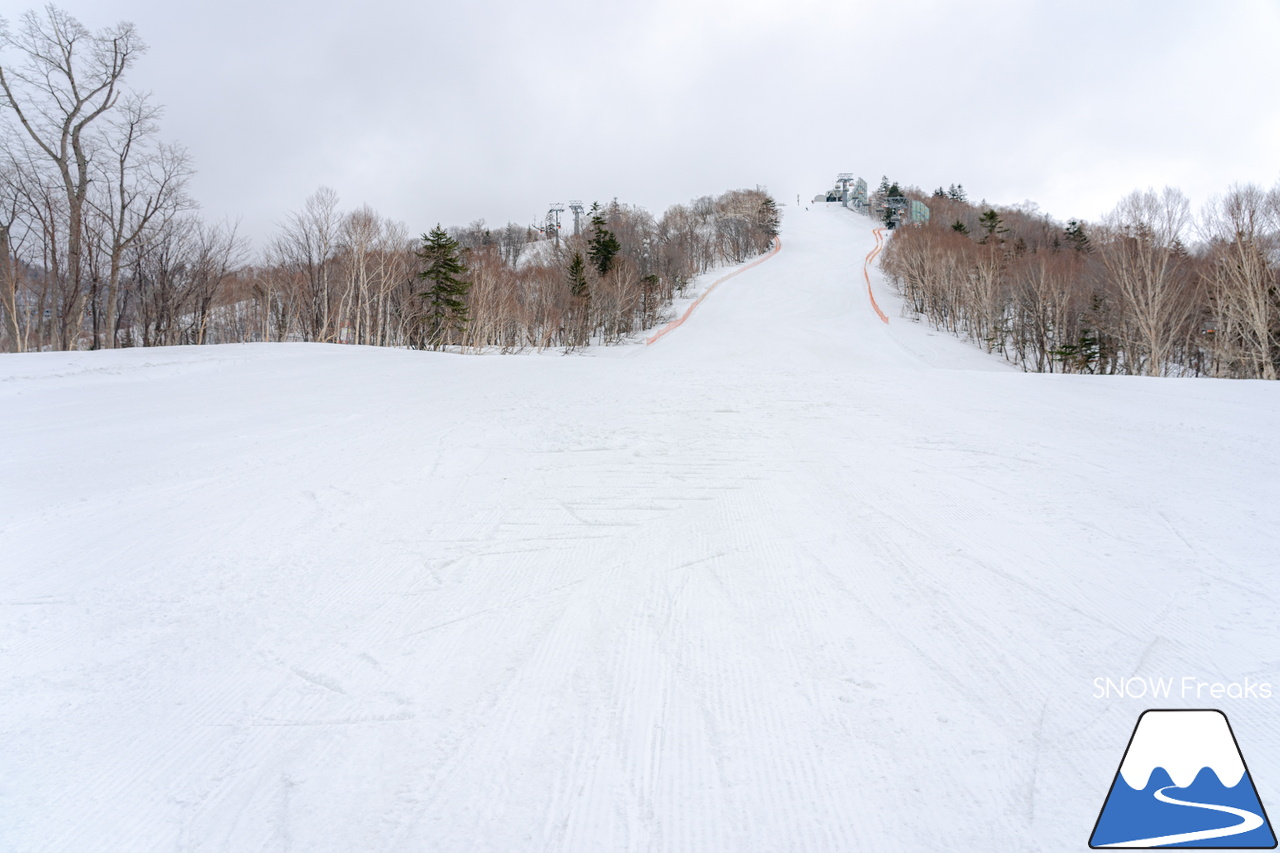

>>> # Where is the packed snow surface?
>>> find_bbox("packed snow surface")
[3,204,1279,851]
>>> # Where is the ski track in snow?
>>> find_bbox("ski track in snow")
[2,204,1279,851]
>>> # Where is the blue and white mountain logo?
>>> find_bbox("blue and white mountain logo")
[1090,709,1276,848]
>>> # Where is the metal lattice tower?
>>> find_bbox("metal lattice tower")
[545,203,566,247]
[568,201,585,237]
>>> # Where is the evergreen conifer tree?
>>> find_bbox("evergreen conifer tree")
[1064,219,1091,253]
[567,251,588,298]
[977,209,1006,243]
[415,225,470,349]
[758,196,780,242]
[952,219,969,234]
[587,203,621,276]
[564,250,592,348]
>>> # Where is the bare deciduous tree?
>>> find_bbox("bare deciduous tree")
[87,92,194,348]
[0,6,144,349]
[269,186,340,342]
[1200,184,1280,379]
[1096,188,1197,376]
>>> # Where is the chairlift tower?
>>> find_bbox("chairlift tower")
[836,173,853,203]
[545,203,566,248]
[568,201,585,237]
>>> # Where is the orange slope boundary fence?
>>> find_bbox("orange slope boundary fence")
[645,237,782,345]
[865,228,890,324]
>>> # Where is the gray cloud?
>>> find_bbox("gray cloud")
[42,0,1280,247]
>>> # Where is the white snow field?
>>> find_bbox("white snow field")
[3,203,1279,852]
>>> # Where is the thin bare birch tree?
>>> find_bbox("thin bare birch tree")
[1096,188,1197,376]
[1200,184,1280,379]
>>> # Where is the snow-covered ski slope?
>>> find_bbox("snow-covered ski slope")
[3,203,1278,852]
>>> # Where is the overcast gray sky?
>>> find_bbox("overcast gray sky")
[25,0,1280,247]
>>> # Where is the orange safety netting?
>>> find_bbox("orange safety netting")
[865,228,889,324]
[646,237,783,345]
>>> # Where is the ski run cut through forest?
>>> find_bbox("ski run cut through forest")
[2,204,1279,852]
